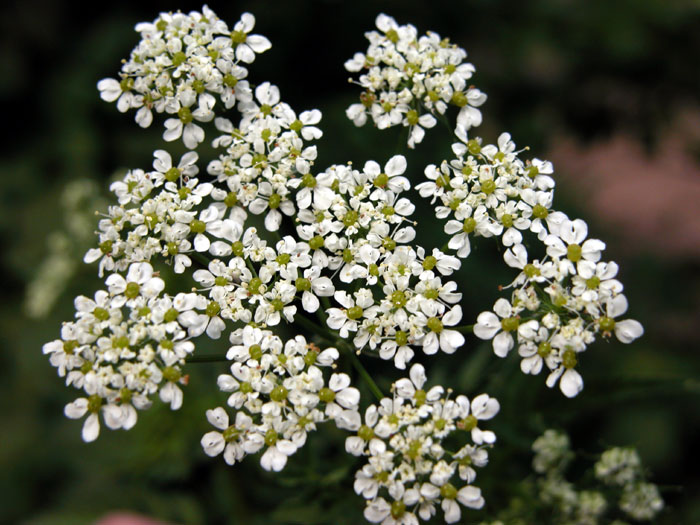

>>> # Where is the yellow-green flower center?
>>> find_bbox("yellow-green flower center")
[427,317,443,333]
[567,244,582,262]
[562,349,578,369]
[347,306,363,320]
[501,316,519,332]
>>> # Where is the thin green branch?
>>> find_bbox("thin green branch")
[295,312,384,402]
[294,313,337,343]
[346,346,384,402]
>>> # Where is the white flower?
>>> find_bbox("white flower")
[322,373,361,420]
[455,393,499,444]
[404,110,436,148]
[177,293,226,339]
[229,13,271,63]
[414,305,465,355]
[64,397,103,442]
[603,295,644,344]
[248,181,295,232]
[364,155,410,196]
[163,92,214,149]
[620,482,664,520]
[201,408,262,465]
[159,378,184,409]
[346,405,384,457]
[379,335,414,370]
[395,364,444,407]
[105,262,164,304]
[326,289,377,338]
[456,485,485,510]
[544,218,606,275]
[97,78,136,113]
[474,298,531,357]
[152,149,199,185]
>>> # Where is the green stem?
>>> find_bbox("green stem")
[455,324,474,334]
[437,111,454,135]
[245,258,258,278]
[394,125,409,155]
[346,346,384,402]
[294,313,337,343]
[190,251,213,270]
[316,299,329,325]
[293,311,384,402]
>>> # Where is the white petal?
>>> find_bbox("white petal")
[440,330,464,353]
[384,155,407,176]
[335,388,360,409]
[103,404,125,429]
[457,485,484,509]
[492,331,514,358]
[614,319,644,343]
[302,291,319,312]
[264,209,282,231]
[260,446,286,472]
[471,394,500,419]
[474,312,500,339]
[364,498,390,523]
[442,499,461,524]
[135,107,152,128]
[201,431,225,457]
[560,369,584,398]
[394,378,415,400]
[493,298,512,318]
[409,363,426,389]
[64,398,88,419]
[329,373,351,391]
[607,294,629,318]
[345,436,365,456]
[246,35,271,53]
[82,413,100,442]
[206,407,229,430]
[442,305,462,326]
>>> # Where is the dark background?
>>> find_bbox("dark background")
[1,0,699,523]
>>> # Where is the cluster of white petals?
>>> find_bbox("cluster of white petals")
[418,130,643,397]
[202,329,359,472]
[43,8,650,525]
[349,364,497,524]
[44,262,192,441]
[98,8,270,148]
[345,14,486,148]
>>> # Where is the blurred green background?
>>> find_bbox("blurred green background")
[1,0,699,523]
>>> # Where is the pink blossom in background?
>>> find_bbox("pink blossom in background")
[95,512,173,525]
[548,112,700,260]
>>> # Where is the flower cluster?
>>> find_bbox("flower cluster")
[42,8,653,525]
[25,179,105,318]
[98,8,270,148]
[284,153,468,368]
[345,14,486,148]
[43,262,191,441]
[525,430,664,524]
[202,327,359,471]
[595,448,664,521]
[532,428,574,475]
[349,364,497,524]
[418,130,643,397]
